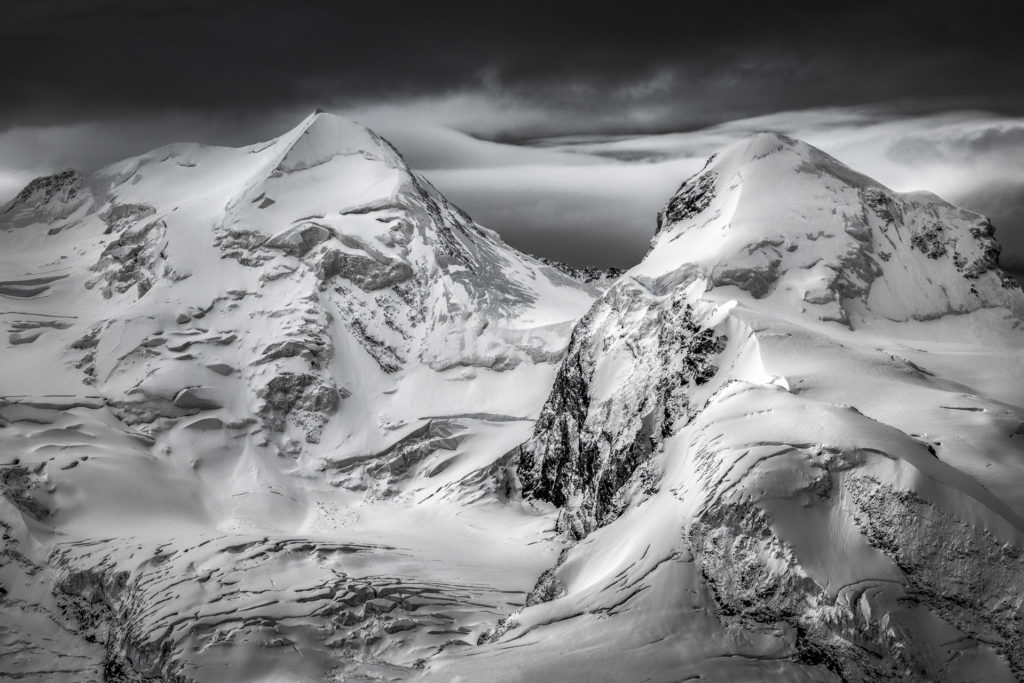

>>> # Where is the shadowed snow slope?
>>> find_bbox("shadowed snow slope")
[433,133,1024,683]
[0,113,601,681]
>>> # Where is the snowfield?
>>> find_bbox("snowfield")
[1,120,1023,682]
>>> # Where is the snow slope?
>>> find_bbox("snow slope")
[432,133,1024,682]
[0,113,599,681]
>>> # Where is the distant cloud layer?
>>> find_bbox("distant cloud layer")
[2,105,1024,275]
[3,1,1022,272]
[365,106,1024,272]
[3,1,1024,137]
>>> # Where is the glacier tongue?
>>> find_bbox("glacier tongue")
[441,135,1024,682]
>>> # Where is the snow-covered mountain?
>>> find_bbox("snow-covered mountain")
[434,133,1024,682]
[2,124,1023,682]
[0,112,600,681]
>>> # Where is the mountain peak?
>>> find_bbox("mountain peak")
[274,111,404,174]
[706,130,870,185]
[719,130,803,162]
[650,134,1022,325]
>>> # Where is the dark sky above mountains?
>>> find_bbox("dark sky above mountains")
[4,1,1023,133]
[3,1,1024,272]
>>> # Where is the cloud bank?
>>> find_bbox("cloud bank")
[2,105,1023,276]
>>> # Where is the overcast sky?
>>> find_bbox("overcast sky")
[2,1,1023,272]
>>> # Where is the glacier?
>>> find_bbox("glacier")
[1,120,1023,682]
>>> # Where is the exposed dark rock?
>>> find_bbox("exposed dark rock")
[963,220,1002,279]
[713,260,783,299]
[347,317,404,373]
[524,549,569,607]
[100,203,155,235]
[7,170,81,209]
[317,249,413,290]
[910,223,952,259]
[325,419,461,490]
[257,372,340,445]
[518,289,727,538]
[860,186,903,226]
[0,465,51,519]
[846,475,1024,677]
[88,218,182,299]
[213,228,272,267]
[657,171,717,233]
[537,257,625,288]
[204,362,235,376]
[1,170,88,230]
[254,340,315,364]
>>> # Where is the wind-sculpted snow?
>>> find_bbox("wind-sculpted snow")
[446,134,1024,682]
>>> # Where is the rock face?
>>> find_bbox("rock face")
[516,280,728,538]
[1,169,90,230]
[435,134,1024,683]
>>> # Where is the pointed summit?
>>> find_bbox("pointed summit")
[274,111,403,174]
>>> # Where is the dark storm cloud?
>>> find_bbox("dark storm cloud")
[3,2,1024,272]
[3,0,1024,136]
[413,110,1024,270]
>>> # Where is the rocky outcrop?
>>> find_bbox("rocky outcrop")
[87,209,185,299]
[317,249,414,290]
[537,257,625,290]
[324,419,462,493]
[657,170,717,233]
[846,476,1024,677]
[1,170,89,230]
[100,203,155,235]
[0,464,50,519]
[257,372,341,445]
[517,281,727,538]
